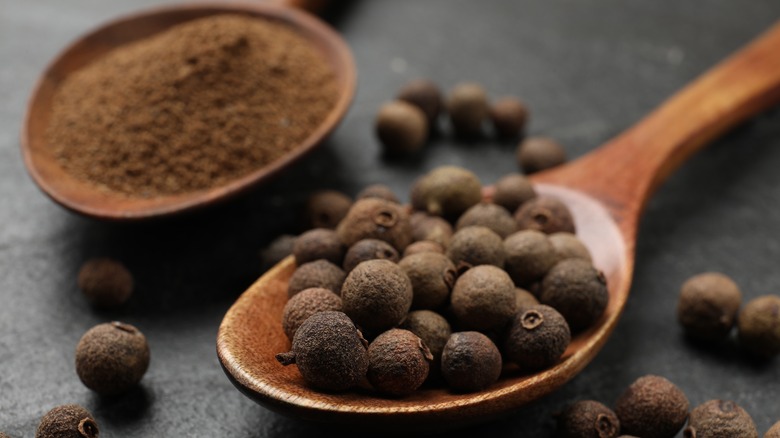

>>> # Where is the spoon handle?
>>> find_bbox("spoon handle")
[536,21,780,217]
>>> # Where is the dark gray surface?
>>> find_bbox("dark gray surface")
[2,1,780,436]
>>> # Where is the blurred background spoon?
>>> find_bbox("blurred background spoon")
[21,0,355,221]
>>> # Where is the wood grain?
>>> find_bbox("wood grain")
[20,2,355,221]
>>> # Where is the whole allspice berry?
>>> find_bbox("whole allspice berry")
[77,258,133,308]
[399,252,457,309]
[410,166,483,220]
[447,82,489,137]
[614,375,689,438]
[549,232,592,262]
[336,198,412,252]
[489,97,528,138]
[397,78,443,127]
[515,196,576,234]
[677,272,742,341]
[737,295,780,358]
[287,260,346,297]
[400,310,452,366]
[515,287,540,308]
[403,240,445,257]
[261,234,297,270]
[36,404,99,438]
[556,400,620,438]
[504,230,560,286]
[541,259,608,332]
[516,136,567,173]
[409,212,453,248]
[367,329,433,396]
[342,239,400,273]
[441,331,502,392]
[276,311,369,391]
[504,304,570,370]
[491,173,537,213]
[282,287,343,341]
[455,203,517,239]
[341,259,413,333]
[292,228,345,266]
[450,265,516,331]
[766,421,780,438]
[684,399,758,438]
[356,184,400,204]
[375,100,428,155]
[75,322,150,395]
[446,226,506,269]
[304,190,352,230]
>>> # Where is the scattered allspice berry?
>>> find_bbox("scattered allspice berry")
[341,259,413,333]
[503,230,560,286]
[356,184,400,204]
[556,400,620,438]
[516,136,567,173]
[447,226,506,269]
[549,232,592,262]
[276,311,368,391]
[684,399,758,438]
[489,97,528,138]
[399,252,457,309]
[397,78,443,127]
[677,272,742,341]
[409,212,453,248]
[614,375,689,438]
[36,404,99,438]
[261,234,297,270]
[515,196,576,234]
[367,329,432,396]
[504,304,570,370]
[292,228,345,266]
[541,259,608,332]
[403,240,445,257]
[737,295,780,358]
[441,331,502,392]
[305,190,352,230]
[410,166,482,220]
[450,265,516,331]
[75,322,150,395]
[447,82,489,138]
[342,239,400,273]
[281,287,343,341]
[375,100,428,155]
[336,198,412,251]
[766,421,780,438]
[491,173,537,213]
[77,258,133,308]
[287,260,346,297]
[455,203,517,239]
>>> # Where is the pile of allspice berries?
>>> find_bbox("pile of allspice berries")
[268,164,608,396]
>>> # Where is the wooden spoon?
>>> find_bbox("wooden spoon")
[21,1,355,221]
[217,22,780,429]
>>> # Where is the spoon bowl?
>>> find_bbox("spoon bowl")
[21,2,355,221]
[217,21,780,429]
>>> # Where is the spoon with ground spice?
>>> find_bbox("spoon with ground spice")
[22,1,354,220]
[217,21,780,430]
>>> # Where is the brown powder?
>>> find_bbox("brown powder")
[47,14,339,197]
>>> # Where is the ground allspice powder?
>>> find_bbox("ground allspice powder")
[47,15,338,197]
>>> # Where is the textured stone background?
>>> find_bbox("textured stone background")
[2,1,780,436]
